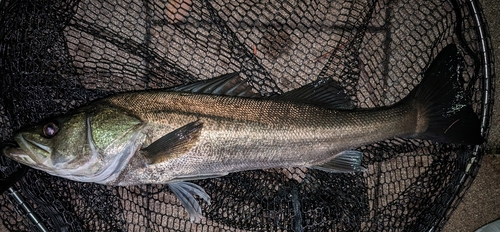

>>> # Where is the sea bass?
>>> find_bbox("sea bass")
[3,44,483,222]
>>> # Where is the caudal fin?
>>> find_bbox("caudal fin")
[408,44,483,145]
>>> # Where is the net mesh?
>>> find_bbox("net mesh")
[0,0,493,231]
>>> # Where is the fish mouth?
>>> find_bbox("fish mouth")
[3,145,38,166]
[9,134,52,165]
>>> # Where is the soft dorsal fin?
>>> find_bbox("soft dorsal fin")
[171,72,259,98]
[141,121,203,164]
[274,79,354,110]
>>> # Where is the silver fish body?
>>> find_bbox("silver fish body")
[102,90,415,186]
[3,44,483,222]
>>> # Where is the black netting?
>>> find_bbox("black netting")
[0,0,494,231]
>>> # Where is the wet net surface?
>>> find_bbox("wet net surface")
[0,0,494,231]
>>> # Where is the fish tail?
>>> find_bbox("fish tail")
[408,44,483,144]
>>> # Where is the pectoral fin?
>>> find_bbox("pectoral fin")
[313,150,365,172]
[141,121,203,164]
[168,181,210,223]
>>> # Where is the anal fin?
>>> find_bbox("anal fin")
[313,150,365,173]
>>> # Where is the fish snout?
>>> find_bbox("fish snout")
[2,144,38,166]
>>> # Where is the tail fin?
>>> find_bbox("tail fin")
[408,44,483,145]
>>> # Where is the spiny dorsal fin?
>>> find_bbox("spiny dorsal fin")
[171,72,259,98]
[275,79,354,110]
[141,121,203,164]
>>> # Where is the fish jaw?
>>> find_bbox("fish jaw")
[3,142,61,178]
[3,145,39,166]
[7,133,54,168]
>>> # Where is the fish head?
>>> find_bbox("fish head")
[3,105,143,182]
[5,111,88,170]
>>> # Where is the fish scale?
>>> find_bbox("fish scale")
[104,91,416,177]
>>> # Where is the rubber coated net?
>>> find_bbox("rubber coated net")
[0,0,494,231]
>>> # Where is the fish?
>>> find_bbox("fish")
[3,44,483,222]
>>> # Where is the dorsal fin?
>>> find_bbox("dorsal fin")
[171,72,259,98]
[172,73,354,110]
[274,79,354,110]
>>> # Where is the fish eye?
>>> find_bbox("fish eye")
[42,122,59,138]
